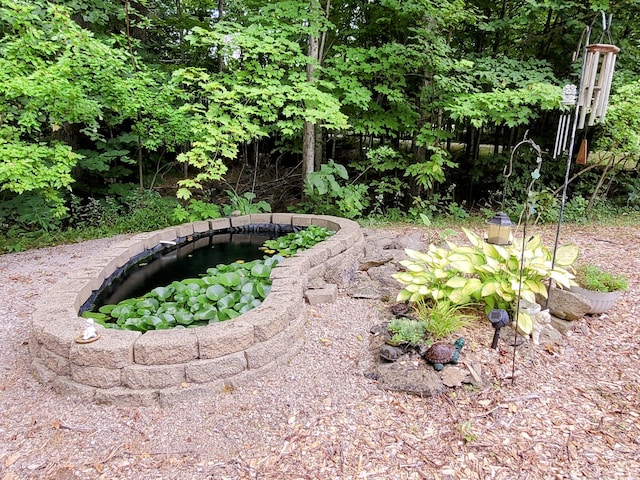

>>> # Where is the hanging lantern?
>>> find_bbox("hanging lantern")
[486,212,514,246]
[577,43,620,129]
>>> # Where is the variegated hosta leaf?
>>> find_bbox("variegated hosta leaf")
[449,290,470,304]
[481,281,498,297]
[418,285,432,296]
[397,289,412,302]
[406,263,426,273]
[461,278,482,296]
[520,289,536,304]
[554,244,579,266]
[462,227,482,247]
[549,270,573,288]
[445,276,469,288]
[525,279,548,296]
[514,311,533,335]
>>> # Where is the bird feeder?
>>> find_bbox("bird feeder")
[577,43,619,129]
[486,212,514,246]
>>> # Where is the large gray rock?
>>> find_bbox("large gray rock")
[541,288,592,321]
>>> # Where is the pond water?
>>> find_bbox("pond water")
[91,232,274,309]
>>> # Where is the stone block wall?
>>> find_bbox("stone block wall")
[30,214,364,407]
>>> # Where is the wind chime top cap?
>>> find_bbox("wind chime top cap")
[561,84,578,105]
[586,43,620,54]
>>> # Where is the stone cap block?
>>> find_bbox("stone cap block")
[192,220,211,233]
[133,329,199,365]
[271,213,294,225]
[244,292,303,341]
[209,218,231,231]
[41,316,87,358]
[305,284,338,305]
[70,329,140,369]
[196,320,254,359]
[186,352,247,384]
[250,213,272,224]
[31,306,78,340]
[291,214,315,227]
[230,215,251,227]
[270,277,304,294]
[175,223,195,238]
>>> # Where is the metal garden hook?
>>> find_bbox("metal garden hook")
[503,131,542,179]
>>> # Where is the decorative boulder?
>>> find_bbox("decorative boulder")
[539,287,592,321]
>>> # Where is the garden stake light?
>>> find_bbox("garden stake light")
[488,309,509,349]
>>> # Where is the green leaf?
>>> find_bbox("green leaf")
[206,284,227,301]
[219,272,242,287]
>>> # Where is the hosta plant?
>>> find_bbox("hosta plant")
[393,228,579,334]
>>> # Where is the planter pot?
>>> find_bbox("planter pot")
[569,286,621,314]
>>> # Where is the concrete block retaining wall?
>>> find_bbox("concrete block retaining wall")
[30,214,364,407]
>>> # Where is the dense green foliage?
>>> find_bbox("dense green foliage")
[260,225,334,257]
[573,263,628,293]
[2,0,640,250]
[83,255,281,332]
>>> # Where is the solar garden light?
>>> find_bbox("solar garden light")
[488,309,510,349]
[486,212,514,246]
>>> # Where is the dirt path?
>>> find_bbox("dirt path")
[0,224,639,479]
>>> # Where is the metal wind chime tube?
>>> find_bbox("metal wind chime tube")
[553,85,577,159]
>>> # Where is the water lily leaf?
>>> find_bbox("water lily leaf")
[123,317,145,331]
[217,293,238,310]
[111,304,134,318]
[195,306,218,321]
[237,304,253,314]
[240,293,255,304]
[149,286,173,301]
[183,278,206,288]
[256,283,271,299]
[250,263,271,278]
[221,308,240,320]
[219,272,242,287]
[175,310,194,325]
[98,305,116,314]
[81,311,106,321]
[158,312,176,325]
[142,315,164,328]
[136,298,159,310]
[206,284,227,301]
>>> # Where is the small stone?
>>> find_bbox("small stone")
[440,367,467,387]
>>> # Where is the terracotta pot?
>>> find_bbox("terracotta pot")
[569,285,621,314]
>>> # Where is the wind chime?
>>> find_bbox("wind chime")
[552,13,619,165]
[549,12,619,269]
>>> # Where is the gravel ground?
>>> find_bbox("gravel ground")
[1,224,639,480]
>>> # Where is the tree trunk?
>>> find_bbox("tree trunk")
[302,33,319,180]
